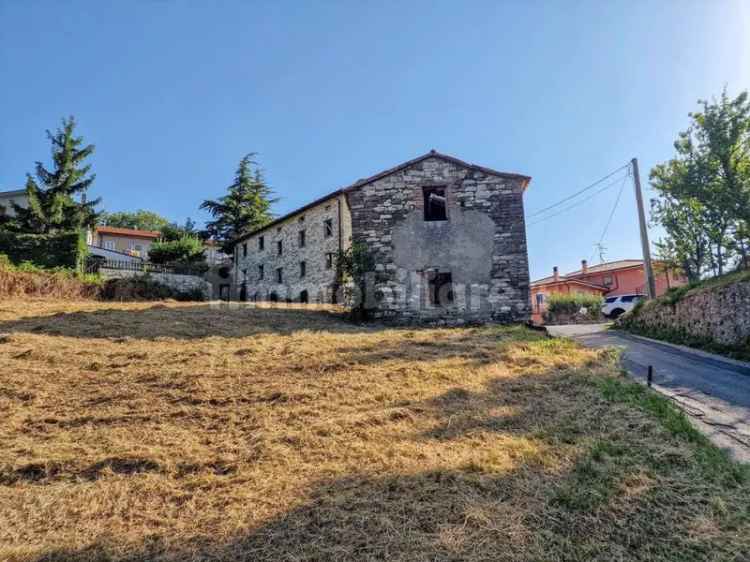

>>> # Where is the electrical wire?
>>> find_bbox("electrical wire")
[527,162,631,218]
[526,171,630,227]
[596,170,630,247]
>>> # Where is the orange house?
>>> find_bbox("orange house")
[530,259,687,324]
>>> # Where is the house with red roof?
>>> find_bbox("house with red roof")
[88,226,161,259]
[530,259,687,324]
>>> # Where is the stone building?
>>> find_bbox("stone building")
[231,150,531,323]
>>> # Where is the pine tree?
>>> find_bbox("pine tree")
[201,154,277,254]
[9,116,100,234]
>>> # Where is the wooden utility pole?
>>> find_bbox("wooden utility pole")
[631,158,656,299]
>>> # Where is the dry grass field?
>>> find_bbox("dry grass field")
[0,300,748,562]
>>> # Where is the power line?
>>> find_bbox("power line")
[526,172,629,227]
[596,170,630,247]
[527,162,631,218]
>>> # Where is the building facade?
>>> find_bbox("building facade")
[89,226,161,258]
[530,259,688,324]
[0,189,28,218]
[232,192,351,304]
[232,151,531,323]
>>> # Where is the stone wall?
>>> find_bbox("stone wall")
[621,279,750,347]
[232,194,351,303]
[347,156,530,324]
[99,268,212,299]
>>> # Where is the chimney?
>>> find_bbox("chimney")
[553,266,559,282]
[581,259,588,274]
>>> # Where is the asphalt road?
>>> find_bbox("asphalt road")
[546,324,750,463]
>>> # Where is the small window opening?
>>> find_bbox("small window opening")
[300,261,306,278]
[324,218,333,237]
[277,240,283,256]
[242,242,248,257]
[299,230,306,247]
[276,267,283,283]
[299,289,309,304]
[259,236,264,250]
[427,271,453,306]
[325,252,335,270]
[269,291,279,303]
[423,186,447,221]
[258,264,264,280]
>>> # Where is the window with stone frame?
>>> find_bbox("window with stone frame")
[276,267,283,283]
[299,230,306,248]
[324,218,333,238]
[426,270,454,306]
[423,186,447,221]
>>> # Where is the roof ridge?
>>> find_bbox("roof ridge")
[233,151,530,245]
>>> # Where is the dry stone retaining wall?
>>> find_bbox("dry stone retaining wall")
[622,279,750,347]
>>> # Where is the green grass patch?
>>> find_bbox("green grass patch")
[596,375,749,486]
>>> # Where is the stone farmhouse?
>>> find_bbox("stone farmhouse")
[231,150,532,323]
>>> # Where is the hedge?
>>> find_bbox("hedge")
[0,230,88,270]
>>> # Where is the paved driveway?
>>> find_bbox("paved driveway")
[547,324,750,463]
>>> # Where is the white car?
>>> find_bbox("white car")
[601,294,645,319]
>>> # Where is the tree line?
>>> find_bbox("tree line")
[651,89,750,281]
[0,117,277,266]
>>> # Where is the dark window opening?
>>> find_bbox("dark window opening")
[300,261,306,278]
[299,289,309,304]
[325,252,335,270]
[242,242,248,257]
[218,266,231,279]
[239,284,248,302]
[258,264,264,280]
[427,271,453,306]
[276,267,283,283]
[299,215,305,223]
[269,291,279,303]
[299,230,306,247]
[259,236,264,250]
[277,240,283,256]
[324,218,333,237]
[423,187,447,221]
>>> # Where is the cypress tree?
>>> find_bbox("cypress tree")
[201,153,277,254]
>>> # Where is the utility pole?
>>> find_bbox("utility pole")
[631,158,656,299]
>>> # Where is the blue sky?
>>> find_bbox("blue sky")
[1,1,748,280]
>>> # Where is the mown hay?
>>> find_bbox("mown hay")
[0,300,747,561]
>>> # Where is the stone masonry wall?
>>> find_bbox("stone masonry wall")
[99,268,212,299]
[347,156,530,323]
[622,279,750,347]
[232,194,351,303]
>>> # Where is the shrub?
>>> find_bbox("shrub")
[0,253,101,299]
[546,293,604,316]
[149,236,205,265]
[0,230,88,270]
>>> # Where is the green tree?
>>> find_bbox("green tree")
[200,154,276,254]
[336,242,376,321]
[8,117,101,234]
[650,89,750,276]
[100,210,170,232]
[148,236,205,265]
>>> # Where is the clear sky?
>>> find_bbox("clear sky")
[1,1,748,280]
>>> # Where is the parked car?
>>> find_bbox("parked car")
[601,294,645,319]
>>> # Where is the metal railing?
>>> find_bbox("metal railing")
[86,259,206,276]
